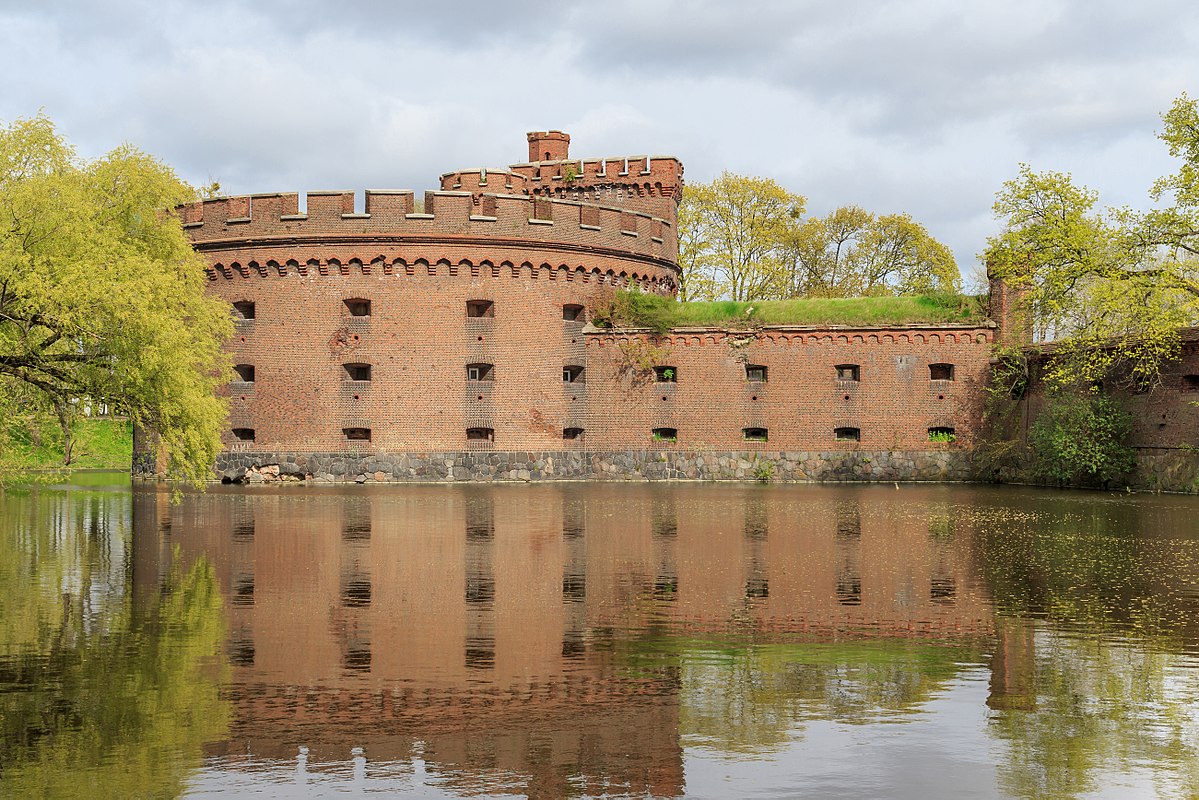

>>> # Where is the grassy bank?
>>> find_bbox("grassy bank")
[0,417,132,472]
[593,291,988,332]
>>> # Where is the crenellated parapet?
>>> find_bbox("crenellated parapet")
[439,169,530,194]
[178,189,678,267]
[509,154,684,223]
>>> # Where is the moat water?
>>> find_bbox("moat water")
[2,479,1199,799]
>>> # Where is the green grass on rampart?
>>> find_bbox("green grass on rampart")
[593,292,988,332]
[0,417,132,473]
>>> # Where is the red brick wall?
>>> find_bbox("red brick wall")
[184,134,994,460]
[583,327,994,451]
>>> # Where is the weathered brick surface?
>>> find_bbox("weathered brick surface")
[153,132,999,479]
[584,326,993,451]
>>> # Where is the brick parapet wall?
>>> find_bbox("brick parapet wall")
[179,190,677,267]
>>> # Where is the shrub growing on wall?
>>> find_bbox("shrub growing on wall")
[1028,392,1135,486]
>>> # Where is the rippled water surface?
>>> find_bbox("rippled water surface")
[2,479,1199,799]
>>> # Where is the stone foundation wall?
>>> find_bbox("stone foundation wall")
[205,448,975,484]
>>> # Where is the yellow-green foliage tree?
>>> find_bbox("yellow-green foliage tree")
[0,114,231,482]
[678,172,806,301]
[786,206,960,297]
[678,173,959,302]
[985,94,1199,391]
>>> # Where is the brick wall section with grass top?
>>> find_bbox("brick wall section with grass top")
[584,324,994,453]
[142,132,1001,482]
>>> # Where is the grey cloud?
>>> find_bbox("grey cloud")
[2,0,1197,275]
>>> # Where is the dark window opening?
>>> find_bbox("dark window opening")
[654,366,677,382]
[233,575,254,606]
[562,574,586,602]
[562,637,585,659]
[653,575,678,600]
[229,639,255,666]
[1183,375,1199,391]
[928,426,956,442]
[834,427,861,442]
[746,365,768,382]
[232,301,255,320]
[466,427,495,441]
[563,427,584,440]
[232,428,255,442]
[836,364,860,382]
[466,299,494,318]
[344,298,371,317]
[233,364,255,382]
[341,578,372,607]
[563,303,584,321]
[652,427,677,442]
[344,647,371,672]
[563,365,584,383]
[467,363,494,381]
[343,427,371,442]
[344,363,371,381]
[465,637,495,670]
[342,521,370,541]
[931,577,956,604]
[836,575,862,606]
[745,577,770,598]
[465,575,496,604]
[743,427,768,442]
[930,363,955,381]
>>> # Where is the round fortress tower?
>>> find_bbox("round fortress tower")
[150,131,993,484]
[177,132,686,461]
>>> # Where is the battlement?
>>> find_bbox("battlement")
[177,190,677,265]
[508,154,683,199]
[438,168,530,194]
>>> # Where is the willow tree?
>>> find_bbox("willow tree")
[0,114,231,481]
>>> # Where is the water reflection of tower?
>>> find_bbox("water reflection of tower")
[561,492,586,660]
[340,497,372,672]
[744,497,769,604]
[835,502,862,607]
[652,493,679,604]
[463,492,495,671]
[229,497,255,667]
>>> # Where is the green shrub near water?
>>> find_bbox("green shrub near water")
[592,291,986,332]
[1028,392,1135,486]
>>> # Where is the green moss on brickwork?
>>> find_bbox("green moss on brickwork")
[593,291,988,332]
[1,418,132,473]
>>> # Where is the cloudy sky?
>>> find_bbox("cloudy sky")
[2,0,1197,281]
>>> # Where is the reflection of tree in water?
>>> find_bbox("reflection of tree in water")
[0,489,229,799]
[989,620,1199,800]
[974,500,1199,639]
[625,639,984,756]
[969,501,1199,800]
